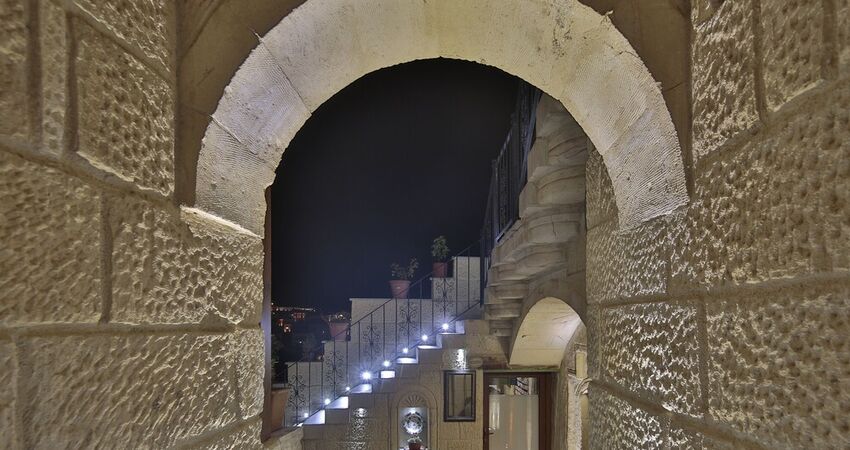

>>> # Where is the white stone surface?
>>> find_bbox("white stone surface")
[194,0,687,233]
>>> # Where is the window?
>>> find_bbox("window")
[444,371,476,421]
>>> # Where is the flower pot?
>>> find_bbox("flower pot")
[432,262,448,278]
[389,280,411,299]
[269,387,290,431]
[408,443,423,450]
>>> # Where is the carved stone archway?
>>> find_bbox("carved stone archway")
[193,0,688,234]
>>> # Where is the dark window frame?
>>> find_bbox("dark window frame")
[443,370,477,422]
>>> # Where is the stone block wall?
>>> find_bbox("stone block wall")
[585,1,850,448]
[0,1,267,448]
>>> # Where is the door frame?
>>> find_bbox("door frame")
[483,371,555,450]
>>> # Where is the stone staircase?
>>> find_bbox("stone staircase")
[483,94,589,343]
[296,319,497,450]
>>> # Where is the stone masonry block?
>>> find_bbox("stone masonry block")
[75,0,173,70]
[600,300,702,416]
[0,341,16,450]
[761,0,825,110]
[668,426,737,450]
[196,419,261,450]
[232,328,264,419]
[672,84,850,289]
[589,387,663,449]
[0,0,29,139]
[585,148,617,230]
[110,196,262,325]
[587,216,669,304]
[839,0,849,70]
[40,0,68,154]
[692,0,759,159]
[707,282,850,448]
[75,21,174,195]
[20,333,239,449]
[0,151,102,325]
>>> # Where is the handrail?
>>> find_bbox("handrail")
[282,240,483,425]
[284,241,477,371]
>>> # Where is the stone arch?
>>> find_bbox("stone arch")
[509,297,584,366]
[193,0,688,234]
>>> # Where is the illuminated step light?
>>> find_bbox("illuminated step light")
[361,371,372,381]
[402,347,409,354]
[380,370,396,379]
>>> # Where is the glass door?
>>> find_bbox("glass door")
[484,373,552,450]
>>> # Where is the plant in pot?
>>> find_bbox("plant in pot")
[431,235,450,278]
[407,436,423,450]
[389,258,419,299]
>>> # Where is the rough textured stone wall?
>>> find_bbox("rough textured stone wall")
[585,1,850,448]
[0,1,268,448]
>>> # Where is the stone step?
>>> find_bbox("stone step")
[526,134,587,182]
[416,345,443,364]
[348,383,374,408]
[485,284,526,303]
[490,325,513,337]
[490,213,581,264]
[376,377,397,393]
[495,246,567,280]
[394,363,419,378]
[324,396,349,424]
[486,302,522,319]
[519,167,585,216]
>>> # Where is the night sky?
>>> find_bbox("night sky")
[270,58,518,313]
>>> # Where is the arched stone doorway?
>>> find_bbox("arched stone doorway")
[192,0,688,446]
[192,0,688,236]
[509,296,589,450]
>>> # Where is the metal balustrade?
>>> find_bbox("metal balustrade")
[284,245,482,425]
[480,81,541,292]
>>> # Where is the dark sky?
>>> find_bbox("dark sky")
[270,58,518,313]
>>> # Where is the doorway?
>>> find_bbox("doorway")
[484,372,554,450]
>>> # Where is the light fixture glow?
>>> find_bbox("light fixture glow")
[303,412,309,419]
[442,323,449,331]
[402,347,409,354]
[324,398,331,406]
[345,386,351,391]
[382,360,391,368]
[361,371,372,380]
[421,334,429,342]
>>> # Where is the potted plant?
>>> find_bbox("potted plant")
[407,436,423,450]
[389,258,419,299]
[431,236,450,277]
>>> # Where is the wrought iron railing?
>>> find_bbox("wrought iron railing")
[283,244,482,425]
[480,82,541,289]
